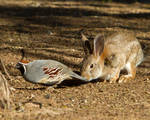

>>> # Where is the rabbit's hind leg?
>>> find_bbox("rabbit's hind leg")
[118,62,136,83]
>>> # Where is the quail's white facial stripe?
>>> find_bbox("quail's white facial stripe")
[18,62,27,74]
[23,65,27,74]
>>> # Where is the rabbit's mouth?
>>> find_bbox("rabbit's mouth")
[81,72,101,81]
[81,72,92,81]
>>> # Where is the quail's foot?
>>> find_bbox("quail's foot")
[46,86,56,91]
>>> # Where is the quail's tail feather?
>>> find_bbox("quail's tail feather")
[70,72,90,82]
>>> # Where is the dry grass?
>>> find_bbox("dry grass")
[0,71,11,109]
[0,59,11,109]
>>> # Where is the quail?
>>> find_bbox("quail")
[16,59,89,85]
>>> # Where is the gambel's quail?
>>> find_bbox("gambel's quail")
[16,59,89,85]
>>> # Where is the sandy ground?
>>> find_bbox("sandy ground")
[0,0,150,120]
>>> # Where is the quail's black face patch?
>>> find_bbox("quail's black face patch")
[15,63,25,75]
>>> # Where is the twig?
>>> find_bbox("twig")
[0,59,12,81]
[0,71,10,109]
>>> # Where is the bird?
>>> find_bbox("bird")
[16,59,89,85]
[15,50,88,85]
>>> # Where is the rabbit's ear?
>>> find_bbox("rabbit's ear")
[81,33,92,54]
[93,34,104,56]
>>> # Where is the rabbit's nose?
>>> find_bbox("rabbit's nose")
[81,72,91,81]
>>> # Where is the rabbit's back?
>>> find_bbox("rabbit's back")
[104,32,143,67]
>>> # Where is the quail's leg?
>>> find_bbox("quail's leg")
[119,62,136,83]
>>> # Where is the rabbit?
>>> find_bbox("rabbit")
[80,31,144,83]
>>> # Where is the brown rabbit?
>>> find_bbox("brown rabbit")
[81,32,143,83]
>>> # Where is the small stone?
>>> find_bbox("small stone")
[99,89,103,92]
[16,103,24,112]
[24,102,41,109]
[48,30,54,35]
[84,99,88,103]
[44,94,50,99]
[9,38,13,42]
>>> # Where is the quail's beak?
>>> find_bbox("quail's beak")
[15,62,21,69]
[15,63,19,69]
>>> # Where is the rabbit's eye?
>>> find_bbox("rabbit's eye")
[90,64,94,68]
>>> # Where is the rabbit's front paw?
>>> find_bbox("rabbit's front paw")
[118,75,133,83]
[109,70,120,83]
[109,74,119,83]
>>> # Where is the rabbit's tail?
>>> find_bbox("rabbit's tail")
[141,44,150,63]
[142,55,150,63]
[141,43,149,57]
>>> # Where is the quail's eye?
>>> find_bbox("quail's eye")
[90,64,94,68]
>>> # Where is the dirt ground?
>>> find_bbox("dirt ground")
[0,0,150,120]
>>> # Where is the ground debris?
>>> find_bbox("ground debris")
[0,71,11,109]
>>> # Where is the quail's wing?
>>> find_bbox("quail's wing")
[25,60,68,84]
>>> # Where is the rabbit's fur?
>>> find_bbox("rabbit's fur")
[81,32,143,83]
